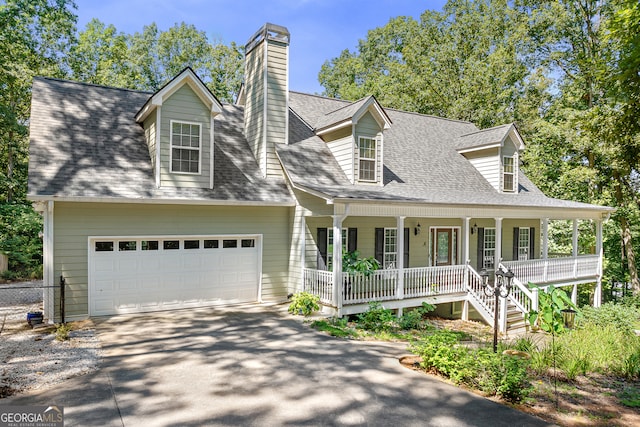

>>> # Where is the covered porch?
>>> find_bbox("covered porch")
[299,201,607,333]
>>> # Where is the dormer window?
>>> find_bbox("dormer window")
[503,156,515,192]
[171,120,201,174]
[358,136,377,182]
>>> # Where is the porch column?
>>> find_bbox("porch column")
[43,201,55,323]
[542,218,549,259]
[462,217,470,263]
[594,219,603,307]
[494,218,503,269]
[572,219,579,258]
[332,215,344,315]
[396,216,405,301]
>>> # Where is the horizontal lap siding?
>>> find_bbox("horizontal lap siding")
[327,134,354,182]
[144,114,157,170]
[159,84,211,188]
[467,148,500,191]
[54,202,292,318]
[245,42,265,171]
[266,40,287,178]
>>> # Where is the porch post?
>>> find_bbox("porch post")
[494,218,503,269]
[542,218,549,259]
[594,218,603,308]
[332,215,344,315]
[499,296,508,333]
[572,219,579,258]
[461,300,469,321]
[396,216,405,301]
[462,217,470,263]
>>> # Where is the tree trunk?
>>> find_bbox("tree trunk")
[7,129,14,203]
[613,171,640,294]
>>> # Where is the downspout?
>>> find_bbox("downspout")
[332,204,350,317]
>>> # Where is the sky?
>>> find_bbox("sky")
[74,0,448,94]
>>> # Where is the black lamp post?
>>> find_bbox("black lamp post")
[479,267,515,353]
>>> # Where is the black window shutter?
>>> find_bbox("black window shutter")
[404,227,410,267]
[529,227,536,259]
[317,228,328,270]
[513,227,519,260]
[476,227,484,270]
[348,228,358,253]
[374,228,384,265]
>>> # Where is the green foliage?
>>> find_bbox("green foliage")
[310,319,354,338]
[619,385,640,408]
[0,203,43,278]
[342,251,380,275]
[54,323,71,341]
[528,284,577,334]
[356,301,395,331]
[579,302,639,336]
[287,292,320,316]
[398,302,435,330]
[410,330,532,403]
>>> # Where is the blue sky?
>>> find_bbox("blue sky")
[74,0,448,94]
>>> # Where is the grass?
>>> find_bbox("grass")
[619,385,640,408]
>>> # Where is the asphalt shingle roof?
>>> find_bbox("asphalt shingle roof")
[456,124,513,151]
[28,77,292,204]
[280,92,608,211]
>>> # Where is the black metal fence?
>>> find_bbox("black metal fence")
[0,281,58,329]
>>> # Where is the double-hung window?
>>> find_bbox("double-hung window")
[383,228,397,269]
[171,121,201,174]
[503,156,515,192]
[358,136,377,182]
[518,227,530,261]
[483,228,496,269]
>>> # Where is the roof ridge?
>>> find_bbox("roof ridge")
[459,123,512,138]
[384,106,475,125]
[34,76,154,95]
[321,95,372,117]
[289,90,352,105]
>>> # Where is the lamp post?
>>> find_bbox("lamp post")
[479,267,515,353]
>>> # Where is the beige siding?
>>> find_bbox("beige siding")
[244,41,266,174]
[53,202,292,318]
[144,113,157,170]
[469,218,540,268]
[327,134,354,182]
[265,40,287,178]
[159,84,212,188]
[354,112,383,185]
[465,148,500,190]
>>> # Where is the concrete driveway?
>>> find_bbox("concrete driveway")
[5,305,551,426]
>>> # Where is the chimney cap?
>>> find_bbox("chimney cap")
[246,23,290,53]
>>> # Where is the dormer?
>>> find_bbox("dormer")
[456,123,525,193]
[314,96,392,185]
[135,68,223,189]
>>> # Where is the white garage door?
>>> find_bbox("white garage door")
[89,235,261,315]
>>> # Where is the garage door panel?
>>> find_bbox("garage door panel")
[90,236,260,315]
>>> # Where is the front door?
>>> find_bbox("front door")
[433,228,457,266]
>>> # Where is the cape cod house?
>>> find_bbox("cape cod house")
[28,23,612,332]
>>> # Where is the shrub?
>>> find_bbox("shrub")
[399,303,435,330]
[356,301,394,331]
[288,292,320,316]
[579,302,638,336]
[55,323,72,341]
[0,203,43,279]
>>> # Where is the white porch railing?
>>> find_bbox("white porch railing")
[344,269,399,304]
[403,265,467,297]
[302,268,333,304]
[503,255,599,285]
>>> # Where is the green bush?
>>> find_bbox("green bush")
[356,301,395,331]
[54,323,71,341]
[399,302,435,330]
[410,330,532,403]
[0,203,43,279]
[288,292,320,316]
[579,302,639,336]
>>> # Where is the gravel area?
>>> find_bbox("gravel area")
[0,281,102,398]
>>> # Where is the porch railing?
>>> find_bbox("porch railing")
[403,265,467,297]
[503,255,599,285]
[302,268,333,304]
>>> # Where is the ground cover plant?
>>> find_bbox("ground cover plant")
[307,299,640,426]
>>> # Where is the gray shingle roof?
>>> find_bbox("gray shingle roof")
[280,92,609,211]
[28,77,292,204]
[456,124,513,151]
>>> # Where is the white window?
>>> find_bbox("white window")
[170,121,201,174]
[384,228,397,269]
[518,227,530,261]
[358,136,377,182]
[483,228,496,269]
[327,228,348,270]
[503,156,515,192]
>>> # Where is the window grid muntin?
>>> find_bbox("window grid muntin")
[503,156,515,192]
[518,227,530,260]
[483,228,496,269]
[358,136,377,182]
[170,121,201,174]
[384,228,397,269]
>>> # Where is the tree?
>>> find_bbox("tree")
[0,0,77,202]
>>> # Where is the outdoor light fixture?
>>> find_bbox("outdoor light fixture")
[479,267,515,352]
[414,223,421,236]
[471,223,478,235]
